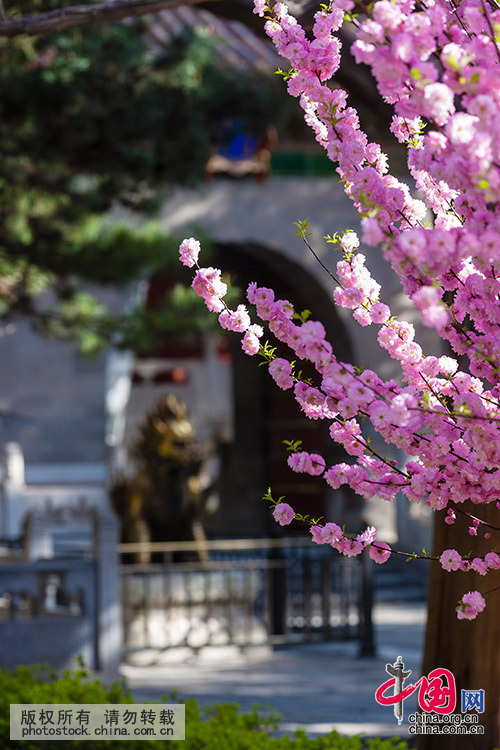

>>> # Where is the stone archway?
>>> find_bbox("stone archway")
[119,239,359,542]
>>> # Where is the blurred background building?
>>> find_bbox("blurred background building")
[0,2,438,670]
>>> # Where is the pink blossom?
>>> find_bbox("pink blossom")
[423,83,455,126]
[369,542,392,564]
[470,557,488,575]
[370,302,390,324]
[192,267,227,313]
[357,526,377,546]
[485,552,500,570]
[324,463,350,489]
[440,549,462,571]
[322,522,343,545]
[218,304,251,333]
[388,393,416,427]
[334,287,363,309]
[340,231,360,253]
[241,324,263,356]
[444,509,456,525]
[446,113,478,146]
[343,538,364,557]
[412,285,441,309]
[310,525,325,545]
[361,217,384,246]
[179,237,200,268]
[273,502,295,526]
[352,307,372,326]
[253,0,266,17]
[456,591,486,621]
[256,299,278,321]
[253,286,274,305]
[287,451,326,476]
[269,358,294,390]
[288,452,308,473]
[247,282,258,303]
[372,0,403,30]
[309,453,327,475]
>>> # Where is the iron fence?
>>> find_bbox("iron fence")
[119,537,374,655]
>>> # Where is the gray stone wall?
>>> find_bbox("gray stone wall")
[0,320,106,464]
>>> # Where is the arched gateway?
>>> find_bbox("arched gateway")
[124,239,356,539]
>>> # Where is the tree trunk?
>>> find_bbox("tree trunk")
[419,503,500,750]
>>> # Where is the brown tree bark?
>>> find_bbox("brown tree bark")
[420,502,500,750]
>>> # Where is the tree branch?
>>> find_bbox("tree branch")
[0,0,225,37]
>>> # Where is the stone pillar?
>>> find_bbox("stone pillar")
[2,442,25,538]
[105,347,134,470]
[94,512,122,676]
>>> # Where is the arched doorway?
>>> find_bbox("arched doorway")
[121,241,356,542]
[212,241,355,538]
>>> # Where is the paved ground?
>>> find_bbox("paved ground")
[121,599,427,740]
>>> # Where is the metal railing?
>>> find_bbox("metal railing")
[119,537,374,655]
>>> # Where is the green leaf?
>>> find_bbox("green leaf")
[282,439,303,452]
[293,219,313,239]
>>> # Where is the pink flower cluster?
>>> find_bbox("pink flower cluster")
[260,0,500,386]
[186,259,266,356]
[192,268,227,313]
[269,358,294,389]
[310,521,382,559]
[219,304,251,333]
[440,549,500,574]
[179,237,200,267]
[287,450,326,475]
[456,591,486,621]
[179,0,500,618]
[369,542,392,564]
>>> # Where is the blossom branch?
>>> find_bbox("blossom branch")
[448,501,500,532]
[294,222,344,288]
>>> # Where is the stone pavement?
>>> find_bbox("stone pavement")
[121,599,427,740]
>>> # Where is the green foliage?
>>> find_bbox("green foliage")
[263,486,285,507]
[117,277,241,354]
[275,67,296,82]
[0,662,135,749]
[0,1,289,351]
[0,664,416,750]
[54,220,183,285]
[293,219,313,239]
[282,439,304,452]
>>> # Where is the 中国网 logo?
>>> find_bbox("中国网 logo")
[375,656,485,736]
[375,656,456,725]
